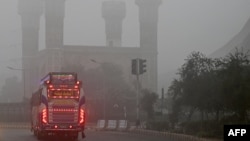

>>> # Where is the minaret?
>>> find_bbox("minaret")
[18,0,43,55]
[44,0,65,72]
[135,0,161,50]
[44,0,65,49]
[135,0,162,93]
[18,0,43,99]
[102,1,126,47]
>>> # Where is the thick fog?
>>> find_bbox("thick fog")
[0,0,250,94]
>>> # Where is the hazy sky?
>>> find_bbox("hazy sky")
[0,0,250,89]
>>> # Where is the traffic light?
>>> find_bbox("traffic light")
[131,59,138,75]
[139,59,146,74]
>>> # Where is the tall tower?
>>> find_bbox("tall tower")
[44,0,65,72]
[102,1,126,47]
[18,0,43,98]
[135,0,161,50]
[45,0,65,49]
[135,0,162,92]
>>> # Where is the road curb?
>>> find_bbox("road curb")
[0,122,30,129]
[127,128,222,141]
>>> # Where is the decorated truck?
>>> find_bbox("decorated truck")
[30,72,86,140]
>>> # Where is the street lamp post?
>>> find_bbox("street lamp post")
[7,66,26,101]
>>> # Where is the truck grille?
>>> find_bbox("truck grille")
[48,105,79,123]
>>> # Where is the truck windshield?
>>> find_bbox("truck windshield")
[50,74,76,85]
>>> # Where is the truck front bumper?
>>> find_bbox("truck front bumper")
[40,124,84,132]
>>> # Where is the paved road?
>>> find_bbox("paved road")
[0,128,169,141]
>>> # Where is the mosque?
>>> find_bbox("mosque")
[18,0,162,98]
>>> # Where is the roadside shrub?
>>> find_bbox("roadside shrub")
[146,121,169,131]
[181,120,223,138]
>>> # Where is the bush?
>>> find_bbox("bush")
[196,131,214,138]
[146,121,169,131]
[181,120,223,138]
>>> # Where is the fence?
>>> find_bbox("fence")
[94,119,222,141]
[0,103,30,122]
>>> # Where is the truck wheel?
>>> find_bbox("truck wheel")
[71,135,78,141]
[82,131,85,138]
[33,130,37,136]
[69,132,78,141]
[37,131,43,140]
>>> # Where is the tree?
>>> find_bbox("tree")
[175,52,219,118]
[140,89,158,120]
[98,62,136,119]
[61,62,136,120]
[168,49,250,136]
[217,49,250,123]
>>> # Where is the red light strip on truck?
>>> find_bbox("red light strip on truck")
[50,96,79,99]
[52,108,78,112]
[79,109,85,124]
[42,108,48,124]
